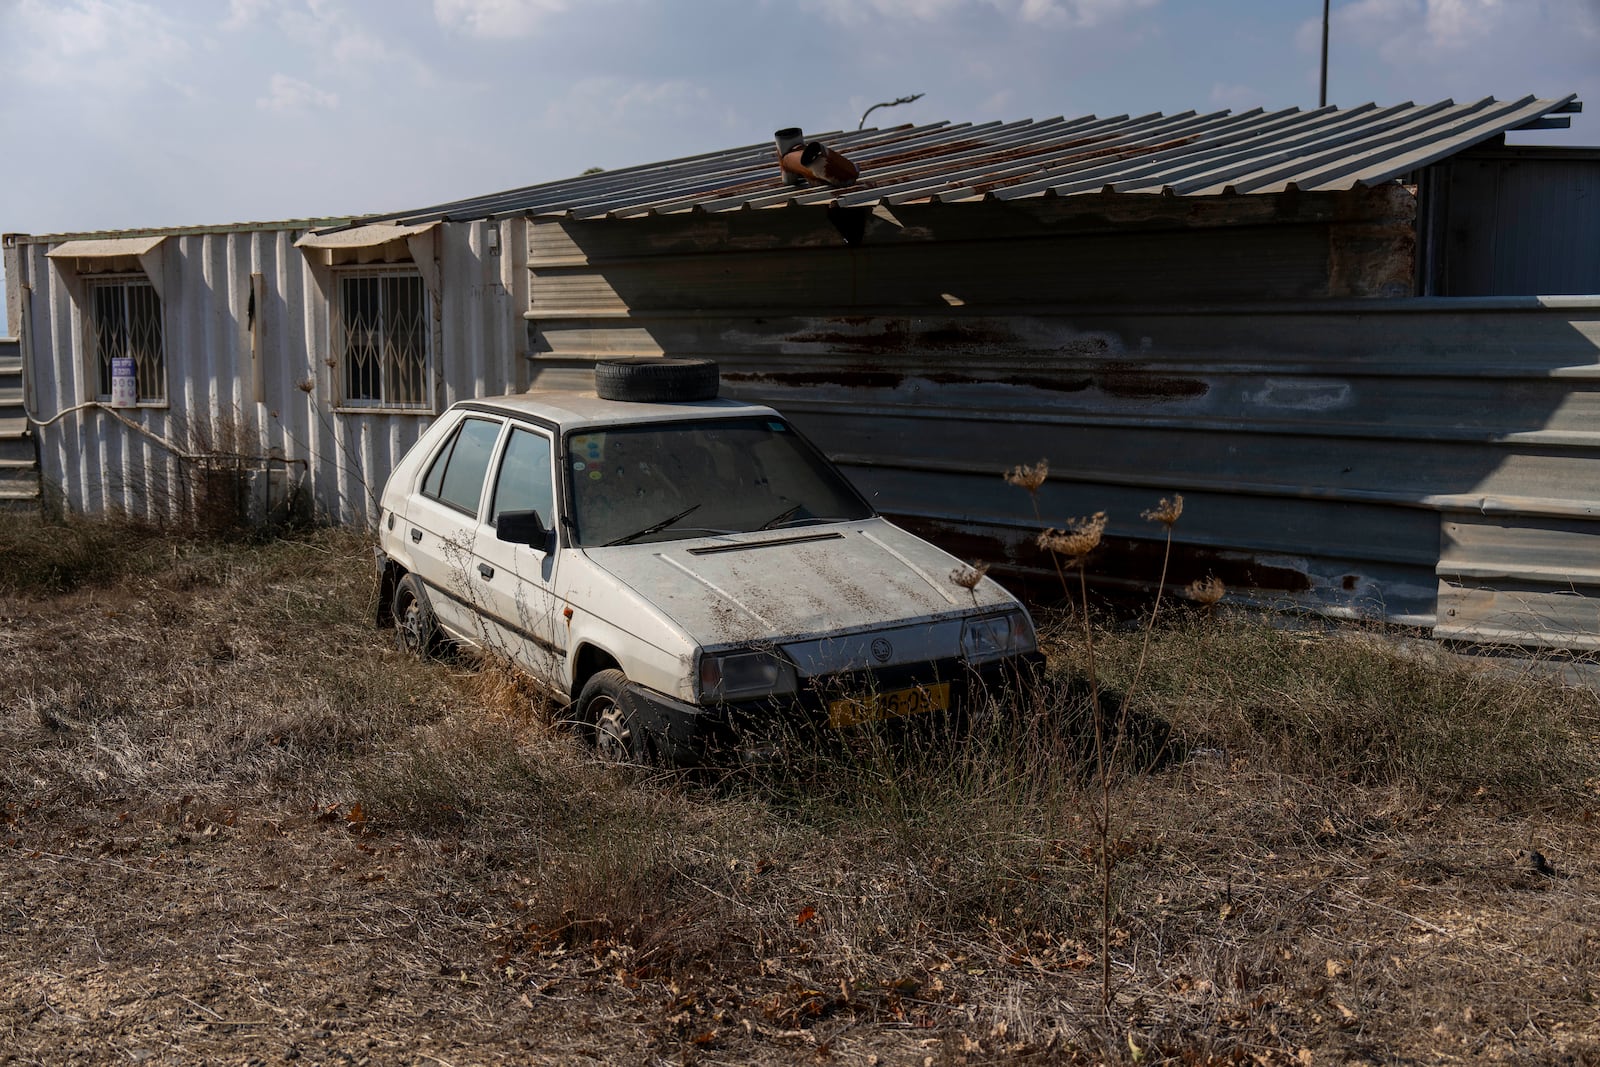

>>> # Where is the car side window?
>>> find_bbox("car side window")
[420,432,454,500]
[490,426,556,528]
[422,417,502,516]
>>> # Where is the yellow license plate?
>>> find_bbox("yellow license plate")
[828,682,951,728]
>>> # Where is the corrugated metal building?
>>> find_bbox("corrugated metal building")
[5,94,1598,647]
[4,217,525,526]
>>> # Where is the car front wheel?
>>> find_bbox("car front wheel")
[576,669,650,764]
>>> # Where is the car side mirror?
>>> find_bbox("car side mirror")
[496,510,556,552]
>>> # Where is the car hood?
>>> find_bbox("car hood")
[582,518,1016,648]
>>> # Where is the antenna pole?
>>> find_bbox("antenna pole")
[1319,0,1330,108]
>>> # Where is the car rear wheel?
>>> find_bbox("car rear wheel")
[393,573,440,658]
[576,669,650,763]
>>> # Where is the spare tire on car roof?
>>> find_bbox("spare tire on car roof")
[594,358,720,403]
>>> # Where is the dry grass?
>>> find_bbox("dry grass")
[3,512,1599,1064]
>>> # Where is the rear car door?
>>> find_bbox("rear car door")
[403,415,504,641]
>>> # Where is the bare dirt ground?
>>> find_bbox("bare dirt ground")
[3,521,1598,1065]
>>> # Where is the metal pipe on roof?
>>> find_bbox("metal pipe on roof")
[775,128,808,186]
[781,141,861,188]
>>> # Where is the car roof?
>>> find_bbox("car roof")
[457,390,780,431]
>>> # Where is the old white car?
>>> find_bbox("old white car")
[374,359,1040,764]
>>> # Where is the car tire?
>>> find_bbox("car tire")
[393,573,440,658]
[576,668,650,763]
[593,358,719,403]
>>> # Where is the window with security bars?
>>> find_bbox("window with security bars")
[89,277,165,402]
[336,269,431,409]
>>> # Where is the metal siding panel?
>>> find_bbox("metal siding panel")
[1441,156,1600,297]
[530,226,1337,316]
[528,298,1600,641]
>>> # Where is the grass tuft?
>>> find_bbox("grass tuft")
[1073,612,1600,798]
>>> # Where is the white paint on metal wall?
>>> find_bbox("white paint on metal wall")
[13,218,524,525]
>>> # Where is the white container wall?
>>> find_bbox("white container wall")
[10,218,526,525]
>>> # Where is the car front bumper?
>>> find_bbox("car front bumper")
[618,651,1046,766]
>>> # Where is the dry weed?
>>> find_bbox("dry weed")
[3,514,1599,1064]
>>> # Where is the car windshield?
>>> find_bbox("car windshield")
[566,417,873,547]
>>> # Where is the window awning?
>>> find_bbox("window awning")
[46,235,168,299]
[296,221,440,298]
[293,222,438,250]
[46,235,167,259]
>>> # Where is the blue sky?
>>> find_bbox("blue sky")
[1,0,1595,239]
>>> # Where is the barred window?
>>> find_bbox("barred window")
[336,268,431,409]
[88,277,165,402]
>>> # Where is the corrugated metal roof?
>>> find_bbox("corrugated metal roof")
[364,94,1580,228]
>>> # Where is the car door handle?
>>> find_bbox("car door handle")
[478,563,494,580]
[410,528,423,543]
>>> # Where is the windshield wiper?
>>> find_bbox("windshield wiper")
[604,503,702,546]
[757,503,803,530]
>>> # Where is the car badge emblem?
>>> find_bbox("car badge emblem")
[870,637,892,663]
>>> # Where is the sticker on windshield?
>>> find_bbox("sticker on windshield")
[572,461,586,471]
[588,470,603,481]
[768,421,786,432]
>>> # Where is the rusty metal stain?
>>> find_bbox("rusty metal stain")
[924,372,1095,394]
[1096,367,1210,400]
[723,369,906,390]
[963,137,1202,196]
[782,319,1022,354]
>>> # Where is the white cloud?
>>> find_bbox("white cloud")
[1007,0,1160,27]
[257,73,339,114]
[278,4,392,63]
[221,0,274,31]
[11,0,189,91]
[800,0,965,23]
[803,0,1157,26]
[433,0,568,38]
[543,76,735,130]
[1282,0,1597,143]
[270,3,438,88]
[1307,0,1597,65]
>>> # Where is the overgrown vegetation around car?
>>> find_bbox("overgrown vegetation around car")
[3,509,1598,1064]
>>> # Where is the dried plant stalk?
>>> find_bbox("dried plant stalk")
[1003,459,1048,494]
[948,561,989,590]
[1037,512,1106,561]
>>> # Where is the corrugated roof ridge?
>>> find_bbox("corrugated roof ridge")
[1071,103,1381,197]
[1295,94,1571,191]
[585,121,976,220]
[930,108,1261,203]
[1204,96,1484,194]
[822,116,1111,208]
[559,122,965,221]
[685,120,1051,216]
[324,95,1581,229]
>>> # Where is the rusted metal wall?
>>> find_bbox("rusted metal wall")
[526,195,1600,647]
[9,219,525,525]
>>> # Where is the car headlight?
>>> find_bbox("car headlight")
[960,610,1036,663]
[697,649,798,702]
